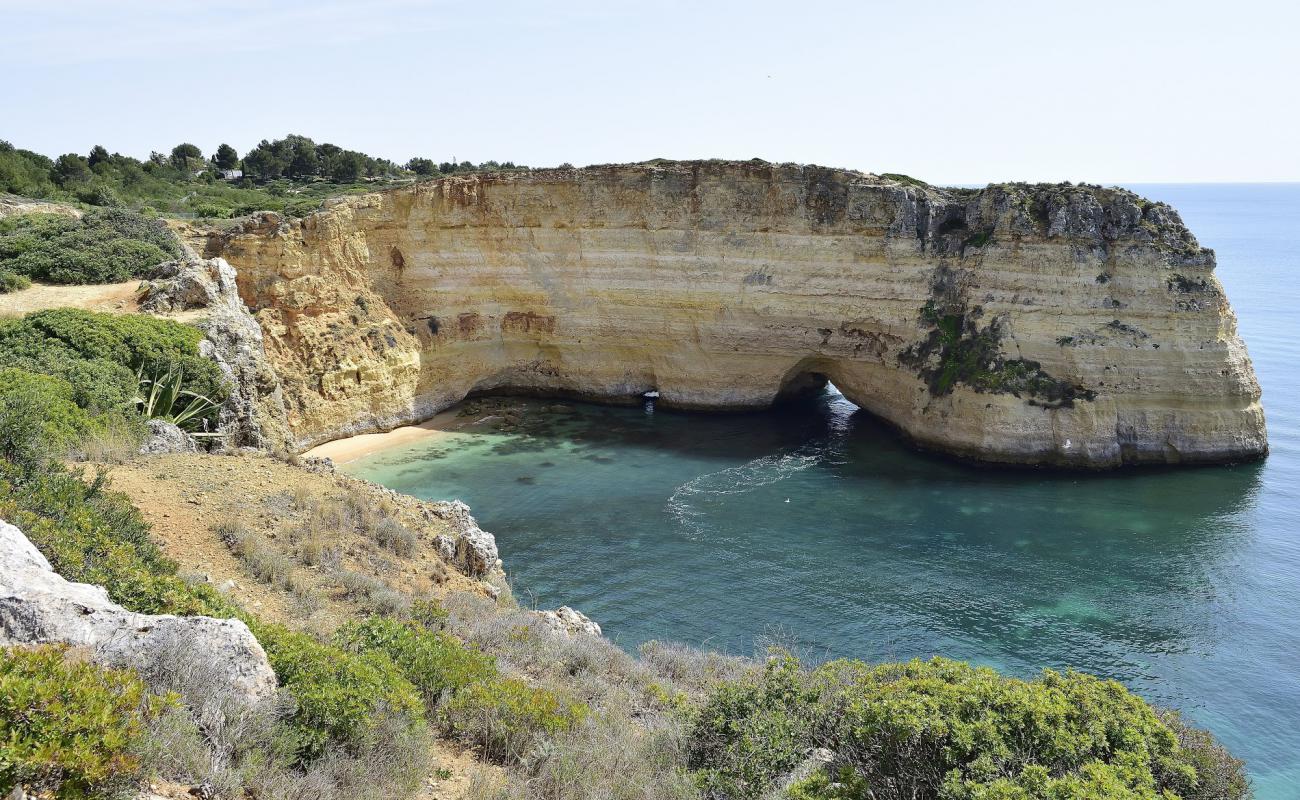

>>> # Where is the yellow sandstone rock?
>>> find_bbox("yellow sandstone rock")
[211,160,1266,467]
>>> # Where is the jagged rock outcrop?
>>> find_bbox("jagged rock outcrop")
[533,606,602,638]
[141,255,294,453]
[431,500,501,578]
[0,519,276,703]
[210,161,1266,467]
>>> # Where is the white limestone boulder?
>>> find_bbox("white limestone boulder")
[0,519,276,703]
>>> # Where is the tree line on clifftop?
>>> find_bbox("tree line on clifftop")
[0,134,527,220]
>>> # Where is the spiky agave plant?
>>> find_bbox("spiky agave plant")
[135,365,221,434]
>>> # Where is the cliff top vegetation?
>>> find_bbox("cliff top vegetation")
[0,135,527,221]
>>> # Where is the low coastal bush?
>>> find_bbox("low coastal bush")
[249,621,427,762]
[0,309,227,442]
[0,208,179,285]
[0,645,157,798]
[688,654,817,799]
[334,614,496,707]
[687,655,1251,800]
[0,267,30,292]
[1158,710,1251,800]
[0,309,226,413]
[339,602,594,767]
[442,675,589,764]
[0,367,106,470]
[811,658,1191,800]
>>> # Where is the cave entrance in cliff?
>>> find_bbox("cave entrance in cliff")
[774,358,848,407]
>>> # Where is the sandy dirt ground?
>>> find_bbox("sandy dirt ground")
[0,279,212,323]
[92,452,487,628]
[0,280,143,317]
[95,451,502,796]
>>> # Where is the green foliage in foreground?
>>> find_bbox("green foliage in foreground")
[0,315,1250,798]
[250,621,427,762]
[336,612,590,767]
[0,309,228,428]
[334,614,497,707]
[442,675,589,764]
[0,645,157,799]
[0,450,431,774]
[0,368,106,471]
[0,208,179,287]
[690,655,1250,800]
[0,400,570,778]
[689,655,816,798]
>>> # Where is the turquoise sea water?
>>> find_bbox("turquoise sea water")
[349,184,1300,798]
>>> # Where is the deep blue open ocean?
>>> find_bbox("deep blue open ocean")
[349,184,1300,798]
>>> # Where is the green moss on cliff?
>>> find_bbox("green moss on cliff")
[902,302,1094,407]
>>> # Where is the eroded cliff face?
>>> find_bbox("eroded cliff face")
[210,161,1266,467]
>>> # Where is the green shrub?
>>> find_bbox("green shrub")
[190,203,232,219]
[786,766,872,800]
[1157,710,1251,800]
[0,645,156,798]
[0,208,179,285]
[807,657,1242,800]
[685,656,1248,800]
[0,268,30,292]
[687,654,817,799]
[0,309,227,426]
[442,676,589,764]
[335,615,497,708]
[0,347,137,415]
[0,368,104,469]
[250,621,426,762]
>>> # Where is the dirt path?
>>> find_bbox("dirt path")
[0,280,143,317]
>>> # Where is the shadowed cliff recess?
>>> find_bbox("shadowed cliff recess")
[208,160,1267,468]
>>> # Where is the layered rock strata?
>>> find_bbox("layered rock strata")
[210,161,1266,467]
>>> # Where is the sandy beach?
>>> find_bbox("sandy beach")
[302,417,451,464]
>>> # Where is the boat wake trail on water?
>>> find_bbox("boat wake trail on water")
[665,446,822,538]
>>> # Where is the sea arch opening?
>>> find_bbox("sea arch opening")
[773,356,856,407]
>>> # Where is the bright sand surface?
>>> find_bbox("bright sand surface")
[302,416,452,464]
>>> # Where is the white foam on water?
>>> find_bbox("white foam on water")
[666,447,822,537]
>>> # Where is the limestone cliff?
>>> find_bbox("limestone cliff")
[209,160,1266,467]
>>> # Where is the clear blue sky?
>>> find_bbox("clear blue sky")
[3,0,1296,184]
